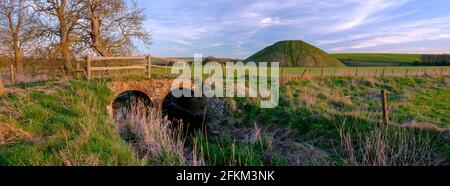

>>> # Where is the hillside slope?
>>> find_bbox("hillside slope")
[245,40,345,67]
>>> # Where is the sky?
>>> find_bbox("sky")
[137,0,450,58]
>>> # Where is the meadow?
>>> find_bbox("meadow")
[1,69,449,165]
[331,53,421,63]
[331,53,422,67]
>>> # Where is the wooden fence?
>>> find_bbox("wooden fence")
[85,55,152,80]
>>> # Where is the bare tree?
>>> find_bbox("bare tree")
[33,0,86,74]
[0,0,37,72]
[82,0,151,56]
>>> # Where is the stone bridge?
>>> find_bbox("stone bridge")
[107,78,179,109]
[105,78,205,120]
[105,78,224,129]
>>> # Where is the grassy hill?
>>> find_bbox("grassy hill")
[332,53,421,66]
[246,40,345,67]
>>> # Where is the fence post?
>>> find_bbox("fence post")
[76,62,81,79]
[382,67,386,77]
[321,66,324,79]
[10,65,15,85]
[147,55,152,78]
[381,90,389,125]
[355,68,358,77]
[441,67,444,77]
[86,56,91,80]
[0,72,4,96]
[405,69,409,76]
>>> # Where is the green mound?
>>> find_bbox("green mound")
[245,40,345,67]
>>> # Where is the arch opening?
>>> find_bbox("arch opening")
[162,89,209,133]
[112,90,153,122]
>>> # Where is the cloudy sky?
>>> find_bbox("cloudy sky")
[137,0,450,58]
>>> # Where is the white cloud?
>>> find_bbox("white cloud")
[260,17,281,26]
[329,15,450,51]
[325,0,409,32]
[140,0,450,57]
[173,39,193,47]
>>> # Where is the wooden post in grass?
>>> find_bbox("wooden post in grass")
[147,55,152,78]
[300,69,308,79]
[0,72,5,96]
[334,69,337,76]
[382,67,386,77]
[381,90,389,125]
[441,67,444,77]
[76,62,81,79]
[405,69,409,77]
[86,56,92,80]
[355,68,359,77]
[321,66,324,79]
[392,69,394,76]
[10,65,15,85]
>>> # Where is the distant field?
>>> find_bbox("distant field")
[331,53,421,63]
[281,66,449,77]
[331,53,423,67]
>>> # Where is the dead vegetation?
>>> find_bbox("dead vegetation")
[336,122,444,166]
[116,100,186,165]
[0,123,31,145]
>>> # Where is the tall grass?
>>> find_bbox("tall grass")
[117,100,186,166]
[336,121,442,166]
[191,132,266,166]
[0,80,144,166]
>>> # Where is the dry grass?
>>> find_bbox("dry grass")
[0,123,32,145]
[336,122,443,166]
[117,100,186,165]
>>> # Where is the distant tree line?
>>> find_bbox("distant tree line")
[203,56,241,64]
[420,54,450,66]
[0,0,151,75]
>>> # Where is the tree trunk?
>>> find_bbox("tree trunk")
[12,33,23,72]
[57,1,72,75]
[90,4,111,57]
[60,31,72,74]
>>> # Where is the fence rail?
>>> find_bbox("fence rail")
[85,55,152,80]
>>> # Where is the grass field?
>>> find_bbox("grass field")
[1,75,449,166]
[331,53,421,63]
[89,66,450,83]
[281,66,449,77]
[331,53,422,67]
[0,58,449,166]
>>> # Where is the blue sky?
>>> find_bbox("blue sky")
[137,0,450,58]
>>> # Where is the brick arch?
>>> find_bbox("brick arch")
[106,79,199,115]
[113,89,155,106]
